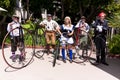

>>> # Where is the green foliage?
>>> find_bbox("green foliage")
[24,31,33,46]
[105,0,120,12]
[0,0,10,8]
[108,34,120,54]
[23,20,36,30]
[0,0,16,14]
[107,12,120,27]
[22,20,45,46]
[105,0,120,27]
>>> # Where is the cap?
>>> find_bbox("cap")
[81,16,86,19]
[12,14,19,18]
[47,14,52,17]
[98,12,106,17]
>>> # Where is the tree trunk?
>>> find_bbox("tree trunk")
[0,15,7,46]
[0,15,7,25]
[27,0,30,19]
[79,1,83,17]
[111,28,114,39]
[61,0,64,20]
[87,6,101,23]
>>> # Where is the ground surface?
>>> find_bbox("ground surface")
[0,47,120,80]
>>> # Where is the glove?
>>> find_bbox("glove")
[60,35,66,42]
[97,25,103,32]
[103,26,108,31]
[61,34,64,38]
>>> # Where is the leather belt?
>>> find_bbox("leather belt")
[46,30,55,33]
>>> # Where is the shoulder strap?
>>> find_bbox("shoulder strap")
[61,24,64,31]
[72,25,75,30]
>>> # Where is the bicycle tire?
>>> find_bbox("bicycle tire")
[2,27,35,69]
[53,44,60,67]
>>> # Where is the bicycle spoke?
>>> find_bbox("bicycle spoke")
[2,27,35,69]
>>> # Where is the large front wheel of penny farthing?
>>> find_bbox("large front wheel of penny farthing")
[2,27,35,69]
[73,30,94,63]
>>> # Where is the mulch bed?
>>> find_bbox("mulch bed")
[108,54,120,59]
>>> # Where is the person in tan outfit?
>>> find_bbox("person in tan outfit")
[39,14,59,53]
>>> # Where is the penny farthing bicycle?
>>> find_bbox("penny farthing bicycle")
[2,25,35,69]
[53,29,96,67]
[73,28,96,63]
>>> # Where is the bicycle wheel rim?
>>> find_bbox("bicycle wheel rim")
[2,27,35,69]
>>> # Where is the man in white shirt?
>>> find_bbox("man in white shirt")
[7,16,21,36]
[7,15,24,61]
[39,14,59,53]
[75,16,89,34]
[75,16,90,54]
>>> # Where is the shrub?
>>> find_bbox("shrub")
[108,34,120,54]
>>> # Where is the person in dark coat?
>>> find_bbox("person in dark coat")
[93,12,109,66]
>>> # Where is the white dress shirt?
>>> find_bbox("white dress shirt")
[7,21,21,36]
[40,19,59,31]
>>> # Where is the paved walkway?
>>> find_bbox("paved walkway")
[0,47,120,80]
